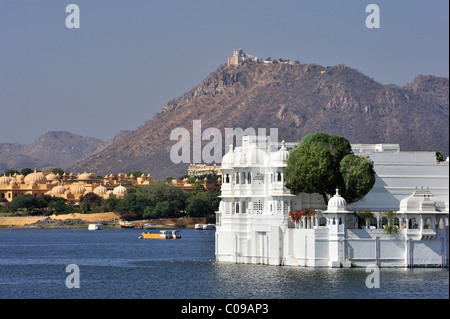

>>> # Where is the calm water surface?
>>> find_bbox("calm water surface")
[0,229,448,299]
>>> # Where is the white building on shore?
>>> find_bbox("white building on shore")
[215,136,449,267]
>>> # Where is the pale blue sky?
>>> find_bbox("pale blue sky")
[0,0,448,144]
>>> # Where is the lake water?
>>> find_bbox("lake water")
[0,228,448,300]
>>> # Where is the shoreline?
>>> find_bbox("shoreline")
[0,213,207,230]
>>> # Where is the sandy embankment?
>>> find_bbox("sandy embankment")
[0,212,121,227]
[0,213,206,228]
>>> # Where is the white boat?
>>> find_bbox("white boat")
[88,224,102,230]
[195,223,215,230]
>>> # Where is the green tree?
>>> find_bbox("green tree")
[383,210,399,234]
[20,168,33,176]
[103,197,120,212]
[127,171,143,179]
[116,193,145,216]
[136,182,187,218]
[300,132,352,163]
[285,132,375,205]
[51,168,66,176]
[435,151,444,163]
[3,169,20,176]
[339,154,376,204]
[8,194,47,215]
[186,190,220,217]
[8,194,34,213]
[143,201,170,219]
[48,197,72,214]
[285,144,338,204]
[79,192,103,212]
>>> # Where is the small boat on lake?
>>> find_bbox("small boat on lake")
[140,230,181,239]
[88,224,102,230]
[195,223,215,230]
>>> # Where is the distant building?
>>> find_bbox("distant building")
[227,49,300,66]
[215,136,449,267]
[0,169,155,202]
[188,163,221,176]
[227,48,259,66]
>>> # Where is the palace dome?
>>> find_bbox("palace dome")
[24,169,47,184]
[46,172,59,181]
[221,145,235,168]
[78,172,92,181]
[52,185,67,195]
[0,175,11,184]
[398,187,446,213]
[113,184,128,195]
[72,184,87,194]
[326,189,349,213]
[93,185,107,195]
[270,140,289,164]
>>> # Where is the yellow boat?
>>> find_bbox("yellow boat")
[140,230,181,239]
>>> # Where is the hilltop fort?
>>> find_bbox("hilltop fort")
[226,48,299,66]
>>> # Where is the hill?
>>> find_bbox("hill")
[68,60,449,178]
[0,131,105,172]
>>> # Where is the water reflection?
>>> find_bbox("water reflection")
[211,263,448,299]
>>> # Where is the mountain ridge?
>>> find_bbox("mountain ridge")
[69,60,449,179]
[0,131,105,172]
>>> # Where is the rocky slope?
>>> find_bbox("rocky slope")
[62,61,448,178]
[0,131,105,171]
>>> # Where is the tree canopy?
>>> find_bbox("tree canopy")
[285,132,375,204]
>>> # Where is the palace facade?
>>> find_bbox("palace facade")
[215,136,449,267]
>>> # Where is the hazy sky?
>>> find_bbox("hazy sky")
[0,0,448,144]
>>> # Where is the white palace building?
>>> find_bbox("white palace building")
[215,136,449,267]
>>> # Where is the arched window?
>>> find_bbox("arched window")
[236,173,240,184]
[401,218,407,229]
[424,217,433,229]
[225,174,230,183]
[409,218,418,229]
[242,201,246,214]
[283,200,289,214]
[235,202,240,214]
[247,172,251,184]
[437,217,446,230]
[241,172,246,184]
[277,172,282,182]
